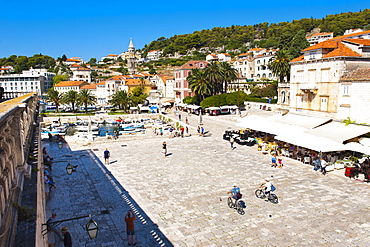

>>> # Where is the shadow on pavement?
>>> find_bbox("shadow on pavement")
[46,141,173,247]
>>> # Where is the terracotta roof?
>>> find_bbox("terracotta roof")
[80,84,96,89]
[340,68,370,81]
[178,60,209,70]
[54,81,87,87]
[65,59,81,62]
[302,40,339,52]
[107,75,125,81]
[125,79,142,85]
[70,63,82,68]
[77,67,90,71]
[237,53,251,57]
[323,42,361,58]
[329,30,370,41]
[290,55,305,62]
[96,81,106,85]
[250,48,264,52]
[107,54,118,57]
[342,38,370,46]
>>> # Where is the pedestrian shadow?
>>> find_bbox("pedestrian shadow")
[109,160,118,164]
[47,143,174,247]
[165,153,173,157]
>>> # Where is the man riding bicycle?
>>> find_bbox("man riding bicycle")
[261,178,272,201]
[228,184,242,206]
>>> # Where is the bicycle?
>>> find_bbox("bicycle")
[227,197,246,215]
[255,186,279,204]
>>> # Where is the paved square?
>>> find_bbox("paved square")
[45,112,370,246]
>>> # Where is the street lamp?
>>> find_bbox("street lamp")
[58,141,63,149]
[66,163,74,175]
[86,219,99,239]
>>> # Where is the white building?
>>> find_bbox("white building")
[54,81,89,94]
[0,68,55,96]
[147,50,162,61]
[287,30,370,123]
[306,32,334,46]
[71,67,92,83]
[100,54,119,62]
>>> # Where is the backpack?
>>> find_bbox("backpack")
[270,185,276,192]
[238,200,246,208]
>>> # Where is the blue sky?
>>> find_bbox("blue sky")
[0,0,368,61]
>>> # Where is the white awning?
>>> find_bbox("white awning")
[139,106,150,111]
[270,114,332,129]
[307,122,370,143]
[220,105,238,109]
[275,132,346,152]
[344,142,370,155]
[206,107,220,110]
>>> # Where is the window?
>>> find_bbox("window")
[281,91,286,104]
[343,85,350,96]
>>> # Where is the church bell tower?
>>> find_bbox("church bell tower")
[127,38,138,75]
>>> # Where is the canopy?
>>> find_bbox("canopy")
[206,107,220,110]
[220,105,238,109]
[275,132,346,152]
[236,115,307,136]
[270,114,332,129]
[343,142,370,155]
[307,122,370,143]
[139,106,150,111]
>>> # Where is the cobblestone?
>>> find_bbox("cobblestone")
[44,109,370,246]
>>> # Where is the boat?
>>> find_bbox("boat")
[105,118,116,124]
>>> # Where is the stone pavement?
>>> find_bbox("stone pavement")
[44,110,370,246]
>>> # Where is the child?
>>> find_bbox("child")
[277,156,284,168]
[271,154,277,168]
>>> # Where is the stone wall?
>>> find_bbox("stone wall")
[0,93,42,246]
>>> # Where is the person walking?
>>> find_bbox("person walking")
[230,136,235,149]
[185,117,189,125]
[125,209,137,246]
[320,157,328,175]
[61,227,72,247]
[162,142,167,157]
[271,154,277,168]
[178,114,181,121]
[201,126,205,137]
[277,155,284,168]
[104,148,110,165]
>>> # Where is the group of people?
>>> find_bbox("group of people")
[228,178,275,204]
[43,147,57,189]
[47,214,72,247]
[271,154,284,168]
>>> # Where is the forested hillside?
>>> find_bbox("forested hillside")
[142,9,370,58]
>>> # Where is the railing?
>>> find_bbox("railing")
[0,91,34,102]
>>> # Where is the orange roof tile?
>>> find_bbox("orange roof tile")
[302,40,339,52]
[342,38,370,46]
[323,42,361,58]
[178,60,209,70]
[249,48,264,52]
[54,81,87,87]
[290,55,304,62]
[80,84,96,89]
[77,67,90,71]
[70,63,82,68]
[96,81,106,85]
[329,30,370,41]
[125,79,142,85]
[340,68,370,81]
[65,59,81,62]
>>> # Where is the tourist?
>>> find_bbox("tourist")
[162,141,167,157]
[230,136,235,149]
[320,158,328,175]
[201,126,205,136]
[44,172,57,189]
[62,227,72,247]
[125,209,137,246]
[185,117,189,125]
[271,154,277,168]
[277,155,284,168]
[178,114,181,121]
[104,148,110,165]
[197,126,200,136]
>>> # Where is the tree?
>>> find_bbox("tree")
[269,50,291,83]
[77,89,97,114]
[109,90,131,112]
[62,90,78,112]
[187,68,211,101]
[288,30,310,58]
[46,89,63,113]
[204,61,223,95]
[52,74,69,86]
[88,58,97,65]
[219,62,238,93]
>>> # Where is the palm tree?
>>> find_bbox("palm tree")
[77,89,97,114]
[219,62,238,93]
[109,90,131,112]
[204,61,223,95]
[187,68,212,101]
[270,50,291,83]
[46,88,63,113]
[62,90,78,112]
